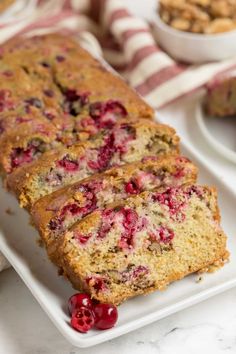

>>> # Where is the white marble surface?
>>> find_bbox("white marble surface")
[1,1,236,353]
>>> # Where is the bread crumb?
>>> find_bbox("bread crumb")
[195,276,203,283]
[5,207,15,215]
[36,238,44,248]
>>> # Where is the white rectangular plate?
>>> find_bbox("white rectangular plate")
[0,114,236,348]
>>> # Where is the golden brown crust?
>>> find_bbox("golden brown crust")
[0,34,229,307]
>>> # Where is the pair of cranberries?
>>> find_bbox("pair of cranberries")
[68,293,118,333]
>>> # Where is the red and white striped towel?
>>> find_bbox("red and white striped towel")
[0,0,236,270]
[1,0,236,109]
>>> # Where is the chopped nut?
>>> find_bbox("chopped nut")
[159,0,236,34]
[171,18,190,30]
[205,18,236,34]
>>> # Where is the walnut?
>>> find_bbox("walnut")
[205,18,236,33]
[171,18,191,30]
[158,0,236,34]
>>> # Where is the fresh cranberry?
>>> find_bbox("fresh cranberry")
[57,155,79,172]
[68,293,93,315]
[70,307,95,333]
[125,179,140,194]
[93,303,118,330]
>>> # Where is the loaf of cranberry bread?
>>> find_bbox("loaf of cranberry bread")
[31,156,197,264]
[60,185,228,305]
[0,34,153,145]
[204,72,236,117]
[7,120,180,209]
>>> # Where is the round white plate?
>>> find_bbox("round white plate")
[195,99,236,164]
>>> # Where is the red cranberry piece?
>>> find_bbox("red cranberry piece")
[97,209,116,239]
[11,147,34,169]
[97,135,115,169]
[89,100,127,129]
[86,276,107,293]
[93,303,118,330]
[125,179,140,194]
[63,89,89,116]
[158,226,174,244]
[122,265,149,282]
[173,168,185,179]
[122,208,138,230]
[70,307,95,333]
[57,155,79,172]
[44,89,54,97]
[61,203,80,216]
[68,293,93,315]
[2,70,13,77]
[119,208,139,250]
[75,232,92,245]
[88,133,115,171]
[0,89,14,112]
[56,55,65,62]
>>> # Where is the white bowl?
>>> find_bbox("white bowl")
[195,97,236,164]
[153,13,236,63]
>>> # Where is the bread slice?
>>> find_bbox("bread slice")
[7,120,180,209]
[59,185,228,305]
[204,72,236,117]
[31,155,197,264]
